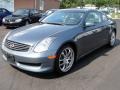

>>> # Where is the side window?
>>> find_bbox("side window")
[102,14,108,21]
[0,9,3,13]
[2,9,7,13]
[34,10,39,14]
[31,10,39,14]
[85,12,102,26]
[31,10,35,14]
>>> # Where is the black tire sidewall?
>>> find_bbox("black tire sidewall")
[109,31,116,47]
[25,21,29,25]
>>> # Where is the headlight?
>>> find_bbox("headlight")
[2,18,5,22]
[34,37,56,53]
[15,19,22,22]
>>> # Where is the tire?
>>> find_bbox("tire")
[0,23,2,26]
[25,21,29,25]
[108,31,116,47]
[6,26,11,29]
[55,45,75,74]
[6,26,9,29]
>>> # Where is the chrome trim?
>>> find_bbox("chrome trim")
[5,40,30,52]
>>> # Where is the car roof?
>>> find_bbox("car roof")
[16,8,40,11]
[57,8,99,13]
[46,9,59,12]
[0,8,7,10]
[49,9,59,11]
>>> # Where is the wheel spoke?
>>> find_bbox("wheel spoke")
[66,49,71,57]
[110,32,116,46]
[59,63,64,66]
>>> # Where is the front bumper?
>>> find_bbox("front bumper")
[1,44,56,73]
[3,21,24,27]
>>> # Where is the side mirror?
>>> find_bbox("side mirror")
[85,22,95,27]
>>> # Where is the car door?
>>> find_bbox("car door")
[99,13,111,45]
[78,11,103,55]
[86,12,110,47]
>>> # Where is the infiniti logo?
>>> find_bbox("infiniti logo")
[9,44,15,48]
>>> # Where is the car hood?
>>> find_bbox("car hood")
[5,15,26,20]
[7,23,76,46]
[0,14,9,19]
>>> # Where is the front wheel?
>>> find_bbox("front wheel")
[25,21,29,25]
[108,31,116,47]
[55,45,75,74]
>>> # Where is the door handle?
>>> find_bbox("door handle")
[92,29,102,33]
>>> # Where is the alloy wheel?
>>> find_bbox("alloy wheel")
[110,31,116,46]
[58,47,75,73]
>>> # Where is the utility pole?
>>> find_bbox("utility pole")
[35,0,37,9]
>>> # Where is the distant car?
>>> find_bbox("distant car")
[2,9,117,74]
[2,8,42,28]
[0,8,11,25]
[82,6,97,10]
[39,9,58,21]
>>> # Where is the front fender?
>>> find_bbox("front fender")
[48,37,77,55]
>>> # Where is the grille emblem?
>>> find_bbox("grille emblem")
[9,44,15,48]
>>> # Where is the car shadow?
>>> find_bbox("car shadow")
[13,39,120,79]
[6,27,17,29]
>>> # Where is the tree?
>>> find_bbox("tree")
[60,0,77,8]
[60,0,120,8]
[95,0,106,8]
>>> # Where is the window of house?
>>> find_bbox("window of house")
[0,0,14,12]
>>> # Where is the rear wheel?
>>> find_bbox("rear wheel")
[55,45,75,74]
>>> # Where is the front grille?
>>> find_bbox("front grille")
[5,19,15,23]
[5,19,9,23]
[5,40,30,52]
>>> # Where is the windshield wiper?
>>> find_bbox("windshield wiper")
[47,22,64,25]
[40,22,64,25]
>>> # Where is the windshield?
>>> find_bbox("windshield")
[13,9,29,16]
[45,10,54,16]
[41,11,84,25]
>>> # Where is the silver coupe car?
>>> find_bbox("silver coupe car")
[1,9,117,74]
